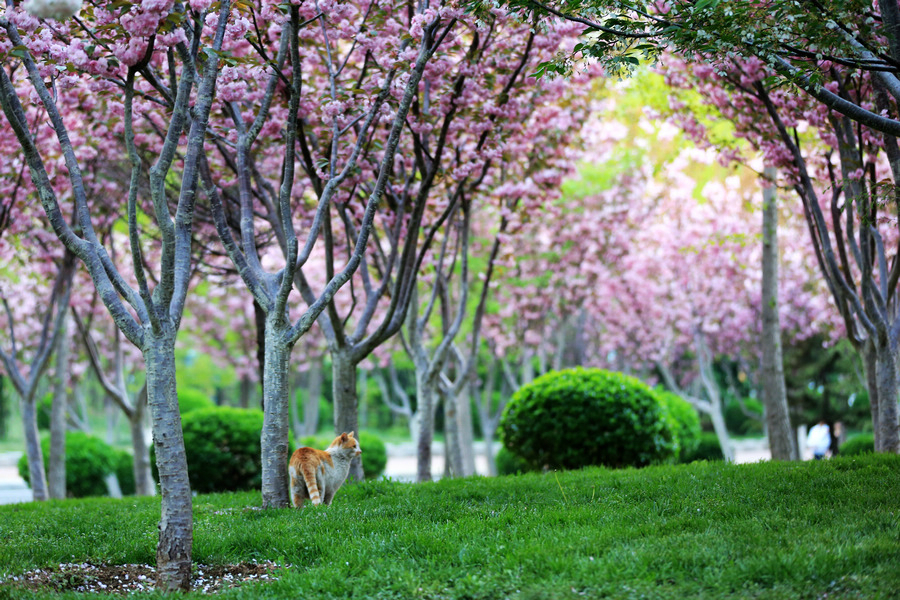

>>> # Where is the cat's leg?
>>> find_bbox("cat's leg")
[289,465,303,508]
[323,489,335,505]
[301,464,323,506]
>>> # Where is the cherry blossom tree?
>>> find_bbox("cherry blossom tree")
[198,2,469,501]
[494,0,900,453]
[0,232,75,502]
[0,0,240,588]
[486,93,838,460]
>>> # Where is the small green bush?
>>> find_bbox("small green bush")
[357,431,387,479]
[36,394,53,431]
[297,432,385,480]
[297,434,332,450]
[500,368,675,470]
[153,407,263,493]
[178,388,215,414]
[114,449,136,496]
[681,432,725,462]
[840,433,875,456]
[495,446,534,476]
[724,398,764,435]
[656,390,702,462]
[18,431,118,498]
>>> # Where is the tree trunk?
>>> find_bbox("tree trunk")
[875,336,900,453]
[862,340,881,445]
[131,387,155,496]
[332,350,363,482]
[304,358,322,436]
[709,403,735,463]
[443,390,464,477]
[416,371,437,483]
[476,395,498,476]
[260,324,292,508]
[456,385,476,476]
[144,334,193,592]
[254,300,266,406]
[22,396,49,501]
[759,167,797,461]
[49,315,70,499]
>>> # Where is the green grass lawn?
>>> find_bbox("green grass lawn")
[1,455,898,599]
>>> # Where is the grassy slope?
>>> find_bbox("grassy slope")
[1,455,898,599]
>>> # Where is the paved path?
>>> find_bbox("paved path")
[0,439,775,505]
[0,452,31,505]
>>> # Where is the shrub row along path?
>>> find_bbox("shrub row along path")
[0,440,774,505]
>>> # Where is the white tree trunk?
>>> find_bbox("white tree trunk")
[49,314,70,499]
[416,370,438,482]
[22,396,49,501]
[455,385,476,476]
[260,324,292,508]
[332,350,364,482]
[130,390,155,496]
[144,334,193,591]
[759,167,797,460]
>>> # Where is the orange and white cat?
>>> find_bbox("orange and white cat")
[288,432,362,508]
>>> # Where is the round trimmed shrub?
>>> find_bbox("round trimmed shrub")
[18,431,118,498]
[153,406,263,493]
[500,368,675,470]
[178,388,215,414]
[297,432,385,480]
[681,432,725,462]
[656,390,702,462]
[840,433,874,456]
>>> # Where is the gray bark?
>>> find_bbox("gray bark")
[332,351,364,482]
[474,368,500,476]
[443,388,464,477]
[875,337,900,452]
[144,334,193,591]
[416,370,438,482]
[863,341,882,446]
[130,387,155,496]
[49,314,70,499]
[455,384,476,476]
[260,323,292,508]
[759,167,797,461]
[22,397,48,501]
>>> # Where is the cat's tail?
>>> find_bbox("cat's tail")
[301,463,322,505]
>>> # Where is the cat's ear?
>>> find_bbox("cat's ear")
[348,431,355,438]
[340,432,349,441]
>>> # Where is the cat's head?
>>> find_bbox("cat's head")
[330,431,362,457]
